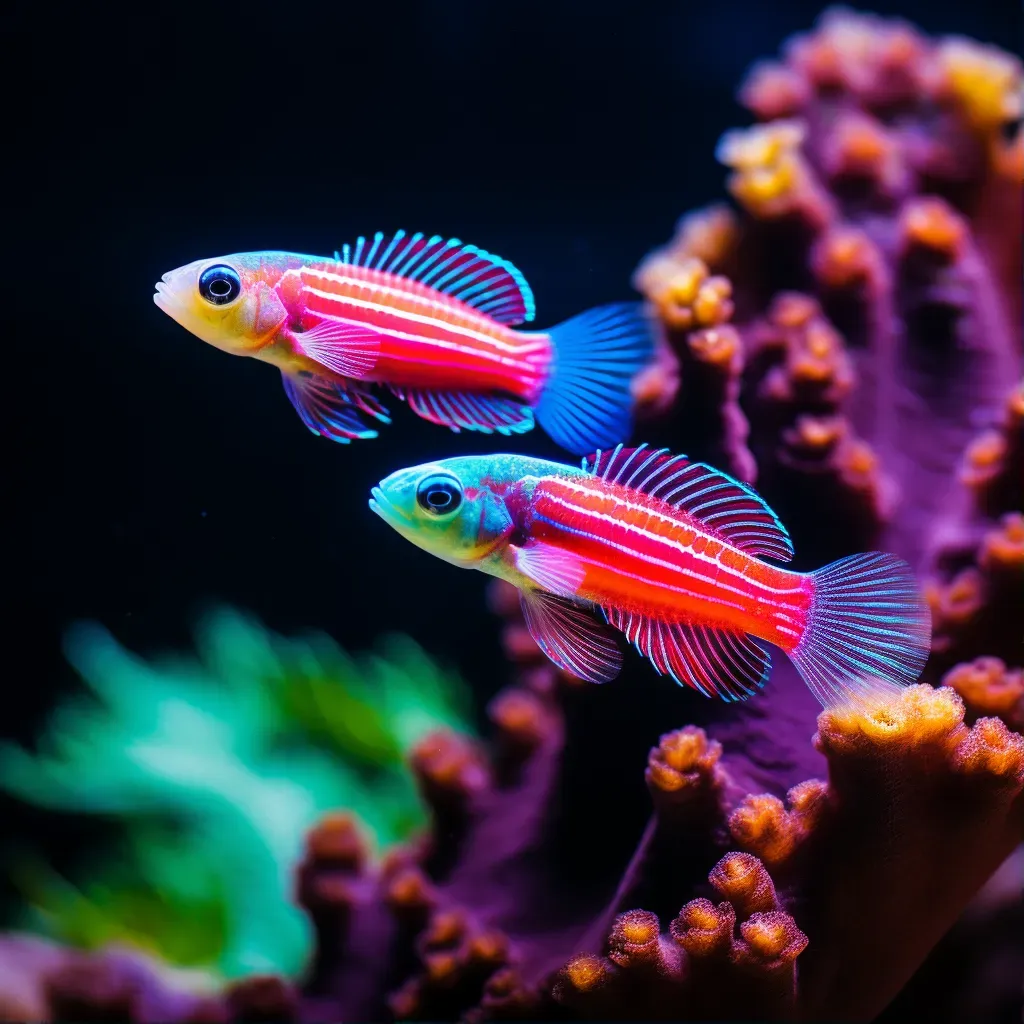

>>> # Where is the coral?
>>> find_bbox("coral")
[0,609,475,983]
[2,7,1022,1023]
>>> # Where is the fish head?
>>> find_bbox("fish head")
[153,251,298,355]
[370,455,531,570]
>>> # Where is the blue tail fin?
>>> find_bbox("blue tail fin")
[535,302,656,455]
[790,552,932,709]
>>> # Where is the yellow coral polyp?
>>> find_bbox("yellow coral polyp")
[689,326,741,368]
[937,37,1024,135]
[614,910,660,947]
[814,227,874,288]
[901,197,966,257]
[961,429,1008,488]
[820,685,967,756]
[770,292,819,328]
[729,795,796,865]
[740,60,809,120]
[794,415,843,451]
[490,689,545,746]
[717,120,806,170]
[682,900,721,932]
[658,726,718,774]
[563,954,607,992]
[741,916,789,957]
[692,276,734,326]
[980,512,1024,570]
[387,867,431,909]
[943,658,1024,720]
[954,717,1024,780]
[424,951,459,982]
[468,931,508,964]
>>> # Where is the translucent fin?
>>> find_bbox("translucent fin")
[604,608,771,702]
[790,552,932,709]
[290,318,381,379]
[583,444,793,563]
[282,372,384,443]
[513,541,586,598]
[334,230,535,326]
[534,303,656,456]
[389,385,534,435]
[520,590,622,684]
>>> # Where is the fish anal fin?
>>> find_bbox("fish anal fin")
[334,230,535,326]
[390,386,534,436]
[290,317,381,379]
[520,590,622,684]
[604,607,771,702]
[282,372,387,443]
[584,444,794,563]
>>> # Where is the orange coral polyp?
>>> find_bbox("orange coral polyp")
[563,954,608,992]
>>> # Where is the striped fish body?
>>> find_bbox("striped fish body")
[154,231,658,454]
[524,471,812,653]
[285,261,551,398]
[370,446,931,706]
[433,444,929,706]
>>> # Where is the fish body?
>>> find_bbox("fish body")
[154,232,656,454]
[370,446,932,707]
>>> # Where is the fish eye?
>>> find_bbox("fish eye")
[198,264,242,306]
[416,473,463,516]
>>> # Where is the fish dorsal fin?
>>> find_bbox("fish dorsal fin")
[603,608,771,702]
[520,589,622,684]
[333,230,535,326]
[583,444,794,563]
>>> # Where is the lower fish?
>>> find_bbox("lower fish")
[153,231,656,455]
[369,445,932,706]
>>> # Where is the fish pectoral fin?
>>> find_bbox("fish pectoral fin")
[520,589,622,684]
[389,386,534,435]
[513,541,586,597]
[290,315,382,378]
[603,609,771,702]
[282,371,388,443]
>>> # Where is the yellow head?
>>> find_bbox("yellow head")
[153,251,302,355]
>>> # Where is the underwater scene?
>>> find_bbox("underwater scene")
[7,0,1022,1021]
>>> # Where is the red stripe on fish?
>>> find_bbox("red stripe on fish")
[528,474,812,652]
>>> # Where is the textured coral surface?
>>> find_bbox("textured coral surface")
[2,8,1021,1023]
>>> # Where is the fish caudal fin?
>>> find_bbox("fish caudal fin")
[790,552,932,709]
[535,302,656,455]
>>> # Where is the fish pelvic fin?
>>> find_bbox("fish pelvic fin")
[534,302,657,455]
[520,589,622,684]
[790,552,932,709]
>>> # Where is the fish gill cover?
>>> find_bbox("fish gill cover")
[1,7,1022,1024]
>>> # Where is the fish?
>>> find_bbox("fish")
[369,445,932,707]
[153,231,657,455]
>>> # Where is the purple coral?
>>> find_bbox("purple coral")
[3,8,1022,1023]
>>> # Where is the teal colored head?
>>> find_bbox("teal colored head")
[370,454,575,574]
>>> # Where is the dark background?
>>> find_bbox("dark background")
[5,0,1018,909]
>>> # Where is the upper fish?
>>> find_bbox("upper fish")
[153,231,657,455]
[369,444,932,708]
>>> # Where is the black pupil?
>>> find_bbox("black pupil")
[418,477,461,514]
[199,265,240,305]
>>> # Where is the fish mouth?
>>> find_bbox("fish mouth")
[369,486,414,527]
[153,274,175,313]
